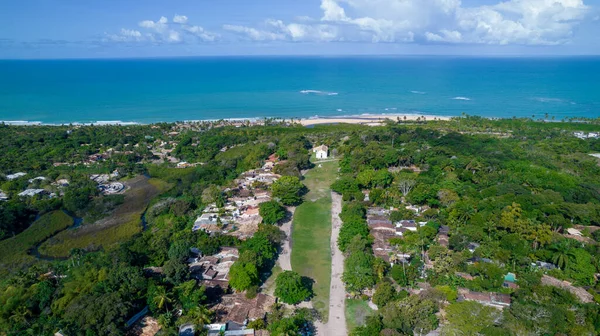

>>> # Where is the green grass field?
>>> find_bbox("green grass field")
[0,211,74,271]
[291,159,338,320]
[345,299,375,332]
[304,159,339,201]
[38,176,171,258]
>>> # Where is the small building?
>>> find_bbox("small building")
[362,190,370,201]
[206,323,254,336]
[28,176,47,183]
[56,179,70,187]
[458,288,511,309]
[532,261,556,270]
[467,242,481,253]
[0,191,8,201]
[503,272,519,289]
[189,247,239,288]
[456,272,475,281]
[179,324,195,336]
[6,172,27,180]
[566,228,582,237]
[395,220,424,232]
[18,189,47,197]
[313,145,329,159]
[212,293,276,327]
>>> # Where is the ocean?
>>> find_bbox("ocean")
[0,56,599,124]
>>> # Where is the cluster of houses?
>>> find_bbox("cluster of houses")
[149,140,180,164]
[366,207,428,264]
[364,203,522,311]
[180,246,274,336]
[188,247,239,288]
[1,172,59,200]
[208,293,275,336]
[193,160,281,239]
[574,131,600,139]
[2,169,126,201]
[90,171,125,195]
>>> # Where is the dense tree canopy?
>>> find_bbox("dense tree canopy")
[271,176,306,206]
[274,271,312,305]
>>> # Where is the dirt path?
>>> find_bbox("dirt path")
[317,191,347,336]
[277,207,295,271]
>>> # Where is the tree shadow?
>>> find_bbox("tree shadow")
[301,276,315,301]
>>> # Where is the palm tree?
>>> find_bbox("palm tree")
[9,306,30,326]
[152,286,172,312]
[466,159,483,175]
[550,242,575,270]
[373,258,387,280]
[186,305,213,325]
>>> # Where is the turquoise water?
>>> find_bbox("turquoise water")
[0,57,599,124]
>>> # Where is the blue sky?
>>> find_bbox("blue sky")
[1,0,599,58]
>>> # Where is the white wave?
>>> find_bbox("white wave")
[0,120,43,125]
[336,109,343,112]
[384,108,398,111]
[92,120,140,125]
[452,97,471,101]
[534,97,566,103]
[410,91,426,94]
[300,90,338,96]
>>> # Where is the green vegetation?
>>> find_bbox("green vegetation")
[335,118,600,335]
[442,301,501,335]
[271,176,306,206]
[2,118,600,335]
[303,159,338,200]
[259,200,286,225]
[0,210,73,269]
[274,271,312,305]
[38,176,171,258]
[230,224,282,292]
[291,160,337,318]
[345,299,374,331]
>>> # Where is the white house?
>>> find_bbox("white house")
[18,189,46,197]
[6,172,26,180]
[566,228,582,237]
[313,145,329,159]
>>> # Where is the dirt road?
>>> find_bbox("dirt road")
[276,207,295,271]
[318,191,347,336]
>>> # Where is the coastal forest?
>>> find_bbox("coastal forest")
[1,117,600,336]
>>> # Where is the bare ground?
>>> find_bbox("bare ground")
[316,191,347,336]
[277,207,296,272]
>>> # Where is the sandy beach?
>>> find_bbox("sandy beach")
[298,114,451,126]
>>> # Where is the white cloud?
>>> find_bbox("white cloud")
[173,15,188,24]
[139,16,169,33]
[224,20,341,42]
[425,30,462,43]
[225,0,593,45]
[107,15,218,44]
[104,29,147,42]
[223,24,287,41]
[167,31,181,42]
[184,25,220,42]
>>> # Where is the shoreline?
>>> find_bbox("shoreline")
[0,114,452,127]
[298,114,450,126]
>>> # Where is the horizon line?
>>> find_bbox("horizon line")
[2,53,600,61]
